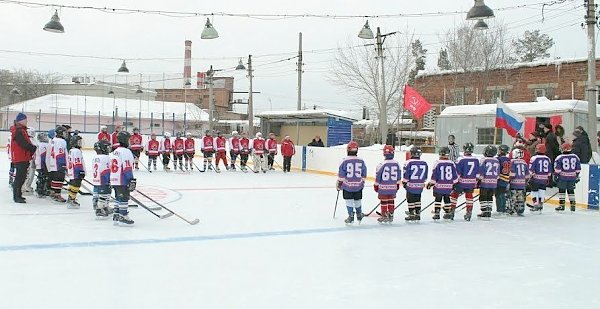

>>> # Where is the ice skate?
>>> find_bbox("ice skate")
[22,187,33,195]
[432,208,441,220]
[464,209,472,221]
[570,205,576,212]
[66,198,80,209]
[113,213,134,226]
[344,213,354,224]
[95,208,110,219]
[405,209,417,222]
[356,212,364,223]
[51,193,66,203]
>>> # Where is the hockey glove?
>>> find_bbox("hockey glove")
[402,182,407,189]
[336,181,342,191]
[575,175,580,184]
[78,171,86,179]
[127,178,137,192]
[145,151,149,156]
[426,182,434,190]
[553,174,559,184]
[374,184,379,192]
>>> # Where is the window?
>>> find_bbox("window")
[152,123,160,127]
[477,128,503,145]
[534,88,546,98]
[490,90,507,104]
[454,90,468,105]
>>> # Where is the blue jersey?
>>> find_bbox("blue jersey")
[529,154,551,184]
[338,156,367,192]
[496,155,511,188]
[510,159,529,190]
[401,159,428,194]
[430,159,458,195]
[456,155,480,189]
[375,159,401,196]
[478,157,499,189]
[554,153,581,181]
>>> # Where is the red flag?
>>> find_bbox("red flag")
[403,85,432,119]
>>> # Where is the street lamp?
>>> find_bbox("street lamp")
[466,0,495,20]
[43,10,64,33]
[201,18,219,39]
[236,55,255,135]
[118,60,129,73]
[474,19,489,30]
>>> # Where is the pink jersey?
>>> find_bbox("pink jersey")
[160,138,172,153]
[202,136,215,152]
[240,138,250,154]
[215,137,227,153]
[229,137,241,153]
[129,134,143,151]
[185,138,195,154]
[267,138,277,154]
[146,139,160,156]
[174,138,185,155]
[253,138,266,155]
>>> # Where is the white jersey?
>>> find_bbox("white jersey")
[35,142,49,169]
[46,137,67,172]
[67,148,86,179]
[110,147,135,186]
[7,133,11,162]
[92,154,110,186]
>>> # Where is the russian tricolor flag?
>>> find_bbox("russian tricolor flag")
[495,101,525,137]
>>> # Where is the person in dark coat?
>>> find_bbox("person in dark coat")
[10,113,37,203]
[308,136,325,147]
[573,126,592,163]
[542,124,560,162]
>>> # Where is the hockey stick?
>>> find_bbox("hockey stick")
[404,200,436,215]
[192,161,205,173]
[454,194,481,212]
[208,162,221,173]
[375,198,407,216]
[333,190,340,219]
[138,160,152,173]
[134,189,199,225]
[272,156,285,172]
[364,202,381,217]
[129,195,172,219]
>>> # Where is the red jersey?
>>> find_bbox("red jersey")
[202,136,215,152]
[185,138,195,154]
[215,136,227,153]
[267,138,277,154]
[281,140,295,157]
[98,132,110,141]
[174,138,185,155]
[147,140,160,156]
[253,138,266,155]
[129,133,143,151]
[229,137,241,153]
[111,132,120,149]
[240,138,250,154]
[160,138,172,153]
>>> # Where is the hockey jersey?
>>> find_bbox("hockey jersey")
[46,137,67,172]
[554,153,581,181]
[478,157,500,189]
[110,147,135,186]
[229,137,241,153]
[201,136,215,152]
[401,159,428,194]
[6,133,11,162]
[35,142,49,170]
[253,138,266,155]
[375,159,401,196]
[92,154,110,186]
[430,159,458,195]
[266,138,277,154]
[338,156,367,192]
[146,139,160,156]
[174,138,185,155]
[240,138,251,154]
[497,155,511,188]
[97,131,110,142]
[215,136,227,153]
[185,138,195,154]
[67,148,86,179]
[111,131,120,149]
[456,155,480,189]
[159,137,172,153]
[529,154,552,184]
[509,159,529,190]
[129,134,143,151]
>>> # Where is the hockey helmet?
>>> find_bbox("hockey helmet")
[535,143,547,154]
[511,148,524,160]
[133,127,139,133]
[176,131,183,138]
[186,132,192,137]
[37,131,49,143]
[117,131,131,147]
[217,131,222,136]
[463,142,474,154]
[150,132,157,139]
[256,132,262,138]
[100,125,108,132]
[205,130,212,136]
[347,141,359,154]
[94,140,111,155]
[47,129,56,139]
[383,145,394,158]
[484,145,497,157]
[410,146,422,158]
[498,144,509,156]
[561,142,572,153]
[26,127,35,138]
[55,125,66,138]
[439,146,450,157]
[164,132,171,138]
[70,135,83,149]
[231,130,239,136]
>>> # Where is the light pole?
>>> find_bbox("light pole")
[236,56,255,135]
[585,0,598,152]
[205,66,223,132]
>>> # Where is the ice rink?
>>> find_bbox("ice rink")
[1,150,599,309]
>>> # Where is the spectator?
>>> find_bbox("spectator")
[10,113,37,203]
[308,135,324,147]
[542,124,560,162]
[447,134,460,162]
[555,125,565,144]
[280,136,296,173]
[573,126,592,163]
[526,131,540,157]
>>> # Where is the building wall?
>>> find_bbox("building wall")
[155,77,234,113]
[280,125,327,146]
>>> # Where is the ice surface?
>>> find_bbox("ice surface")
[0,150,599,309]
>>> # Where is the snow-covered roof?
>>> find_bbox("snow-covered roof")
[256,109,358,122]
[354,119,413,126]
[395,130,435,138]
[6,94,209,121]
[438,100,597,117]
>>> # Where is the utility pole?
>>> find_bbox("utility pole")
[248,55,255,135]
[376,27,388,145]
[586,0,598,152]
[207,66,215,132]
[297,32,303,111]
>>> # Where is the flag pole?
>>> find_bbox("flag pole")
[493,127,498,145]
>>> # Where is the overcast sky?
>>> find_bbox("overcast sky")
[0,0,588,116]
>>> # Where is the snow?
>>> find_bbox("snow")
[439,100,594,117]
[1,149,600,308]
[256,109,358,122]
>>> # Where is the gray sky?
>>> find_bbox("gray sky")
[0,0,588,116]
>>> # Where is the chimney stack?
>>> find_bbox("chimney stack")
[184,40,192,88]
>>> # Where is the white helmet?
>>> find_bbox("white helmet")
[164,132,171,138]
[26,127,35,138]
[232,130,239,136]
[256,132,262,138]
[100,125,107,130]
[511,148,524,160]
[186,132,192,137]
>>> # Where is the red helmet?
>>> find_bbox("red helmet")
[561,142,572,152]
[535,143,546,154]
[347,141,359,152]
[383,145,394,156]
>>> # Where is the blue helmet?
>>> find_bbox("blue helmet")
[47,129,56,139]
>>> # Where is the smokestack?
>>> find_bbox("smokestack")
[184,40,192,88]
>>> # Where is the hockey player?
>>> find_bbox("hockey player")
[280,136,295,173]
[252,132,267,173]
[173,132,185,171]
[554,143,581,212]
[529,144,552,211]
[509,148,530,216]
[159,132,172,171]
[477,145,500,218]
[451,142,480,221]
[228,131,241,170]
[239,132,251,171]
[337,141,367,224]
[66,134,86,208]
[184,132,195,171]
[266,132,278,170]
[110,131,136,225]
[129,127,143,170]
[145,133,160,171]
[214,131,228,172]
[111,125,121,150]
[46,126,68,203]
[22,127,37,195]
[374,145,401,223]
[402,147,428,221]
[92,140,112,218]
[495,145,511,215]
[427,147,459,220]
[34,131,50,198]
[97,125,110,141]
[201,130,216,171]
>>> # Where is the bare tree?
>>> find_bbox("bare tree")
[0,69,60,106]
[329,34,415,143]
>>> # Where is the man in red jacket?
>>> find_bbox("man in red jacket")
[10,113,37,203]
[97,125,110,141]
[280,135,295,173]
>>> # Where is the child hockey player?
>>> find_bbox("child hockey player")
[97,125,110,141]
[184,132,195,171]
[239,132,251,171]
[477,145,500,218]
[129,127,143,170]
[66,134,86,208]
[427,147,458,220]
[402,147,428,221]
[529,144,552,212]
[35,131,50,198]
[228,131,241,170]
[145,133,160,171]
[214,131,229,172]
[554,142,581,212]
[509,148,530,216]
[374,145,401,223]
[495,145,511,215]
[110,131,136,225]
[266,132,278,170]
[173,132,185,171]
[451,142,480,221]
[280,136,295,173]
[159,132,172,171]
[111,125,121,150]
[252,132,267,173]
[201,130,216,172]
[337,141,367,224]
[46,126,68,203]
[92,140,112,218]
